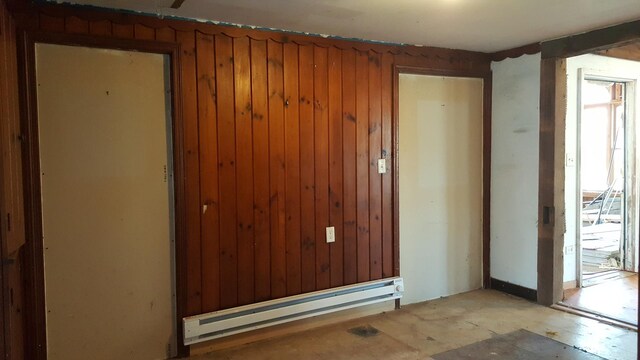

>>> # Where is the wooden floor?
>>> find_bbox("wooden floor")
[191,290,637,360]
[563,272,637,325]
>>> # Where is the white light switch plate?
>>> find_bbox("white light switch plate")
[326,226,335,243]
[377,159,386,174]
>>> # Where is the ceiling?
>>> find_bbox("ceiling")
[50,0,640,52]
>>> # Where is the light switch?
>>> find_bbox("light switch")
[326,226,335,243]
[377,159,386,174]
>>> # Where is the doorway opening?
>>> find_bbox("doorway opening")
[578,79,628,285]
[26,41,181,359]
[37,43,176,359]
[560,51,639,327]
[396,71,487,305]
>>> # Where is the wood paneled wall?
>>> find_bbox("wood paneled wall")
[0,0,25,358]
[191,36,397,311]
[13,3,491,316]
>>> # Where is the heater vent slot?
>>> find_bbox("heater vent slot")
[183,277,404,345]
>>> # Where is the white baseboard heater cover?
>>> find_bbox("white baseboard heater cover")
[183,277,404,345]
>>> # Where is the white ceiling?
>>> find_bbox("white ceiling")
[53,0,640,52]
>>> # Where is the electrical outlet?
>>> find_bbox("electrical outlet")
[326,226,335,243]
[564,244,575,255]
[566,153,575,167]
[377,159,386,174]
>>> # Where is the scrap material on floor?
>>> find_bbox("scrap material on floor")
[581,223,621,275]
[192,290,637,360]
[562,272,638,326]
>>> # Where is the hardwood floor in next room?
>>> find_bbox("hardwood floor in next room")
[563,272,638,326]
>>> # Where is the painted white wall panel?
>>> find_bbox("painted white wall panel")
[399,74,483,305]
[37,44,175,360]
[490,53,541,290]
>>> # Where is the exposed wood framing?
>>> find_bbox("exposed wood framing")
[594,41,640,62]
[541,19,640,59]
[537,19,640,307]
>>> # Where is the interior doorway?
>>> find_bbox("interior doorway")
[578,78,631,284]
[35,43,177,359]
[560,53,639,327]
[397,73,484,305]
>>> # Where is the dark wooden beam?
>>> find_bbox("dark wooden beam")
[594,42,640,62]
[170,0,186,9]
[541,19,640,59]
[537,57,566,306]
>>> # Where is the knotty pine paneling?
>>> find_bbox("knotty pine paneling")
[15,4,491,315]
[1,1,26,357]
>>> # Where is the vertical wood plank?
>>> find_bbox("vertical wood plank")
[134,24,155,40]
[380,52,393,279]
[482,74,492,289]
[176,30,202,316]
[0,1,9,257]
[1,8,19,254]
[64,16,89,34]
[156,27,177,42]
[355,50,370,283]
[0,13,26,357]
[283,42,302,296]
[233,36,255,306]
[298,45,316,294]
[250,39,271,302]
[196,31,220,313]
[341,49,357,285]
[328,47,344,288]
[267,40,287,299]
[314,45,331,290]
[112,23,134,39]
[9,15,24,254]
[215,34,238,309]
[88,20,111,36]
[368,51,383,280]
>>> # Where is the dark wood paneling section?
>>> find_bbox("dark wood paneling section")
[0,0,25,358]
[10,5,491,355]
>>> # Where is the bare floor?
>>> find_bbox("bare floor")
[192,290,637,360]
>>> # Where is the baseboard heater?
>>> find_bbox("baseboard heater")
[183,277,404,345]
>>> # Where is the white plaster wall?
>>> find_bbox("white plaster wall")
[564,54,640,283]
[490,53,541,290]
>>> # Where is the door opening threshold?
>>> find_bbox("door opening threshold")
[551,303,637,331]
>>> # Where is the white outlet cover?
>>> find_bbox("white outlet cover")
[326,226,335,243]
[566,153,576,167]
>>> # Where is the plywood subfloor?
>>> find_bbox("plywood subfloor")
[191,290,637,360]
[563,272,637,325]
[432,329,605,359]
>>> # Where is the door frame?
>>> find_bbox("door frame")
[538,19,640,305]
[575,70,638,287]
[17,31,188,359]
[391,66,493,293]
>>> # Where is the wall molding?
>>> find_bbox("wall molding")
[490,42,541,62]
[490,278,537,302]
